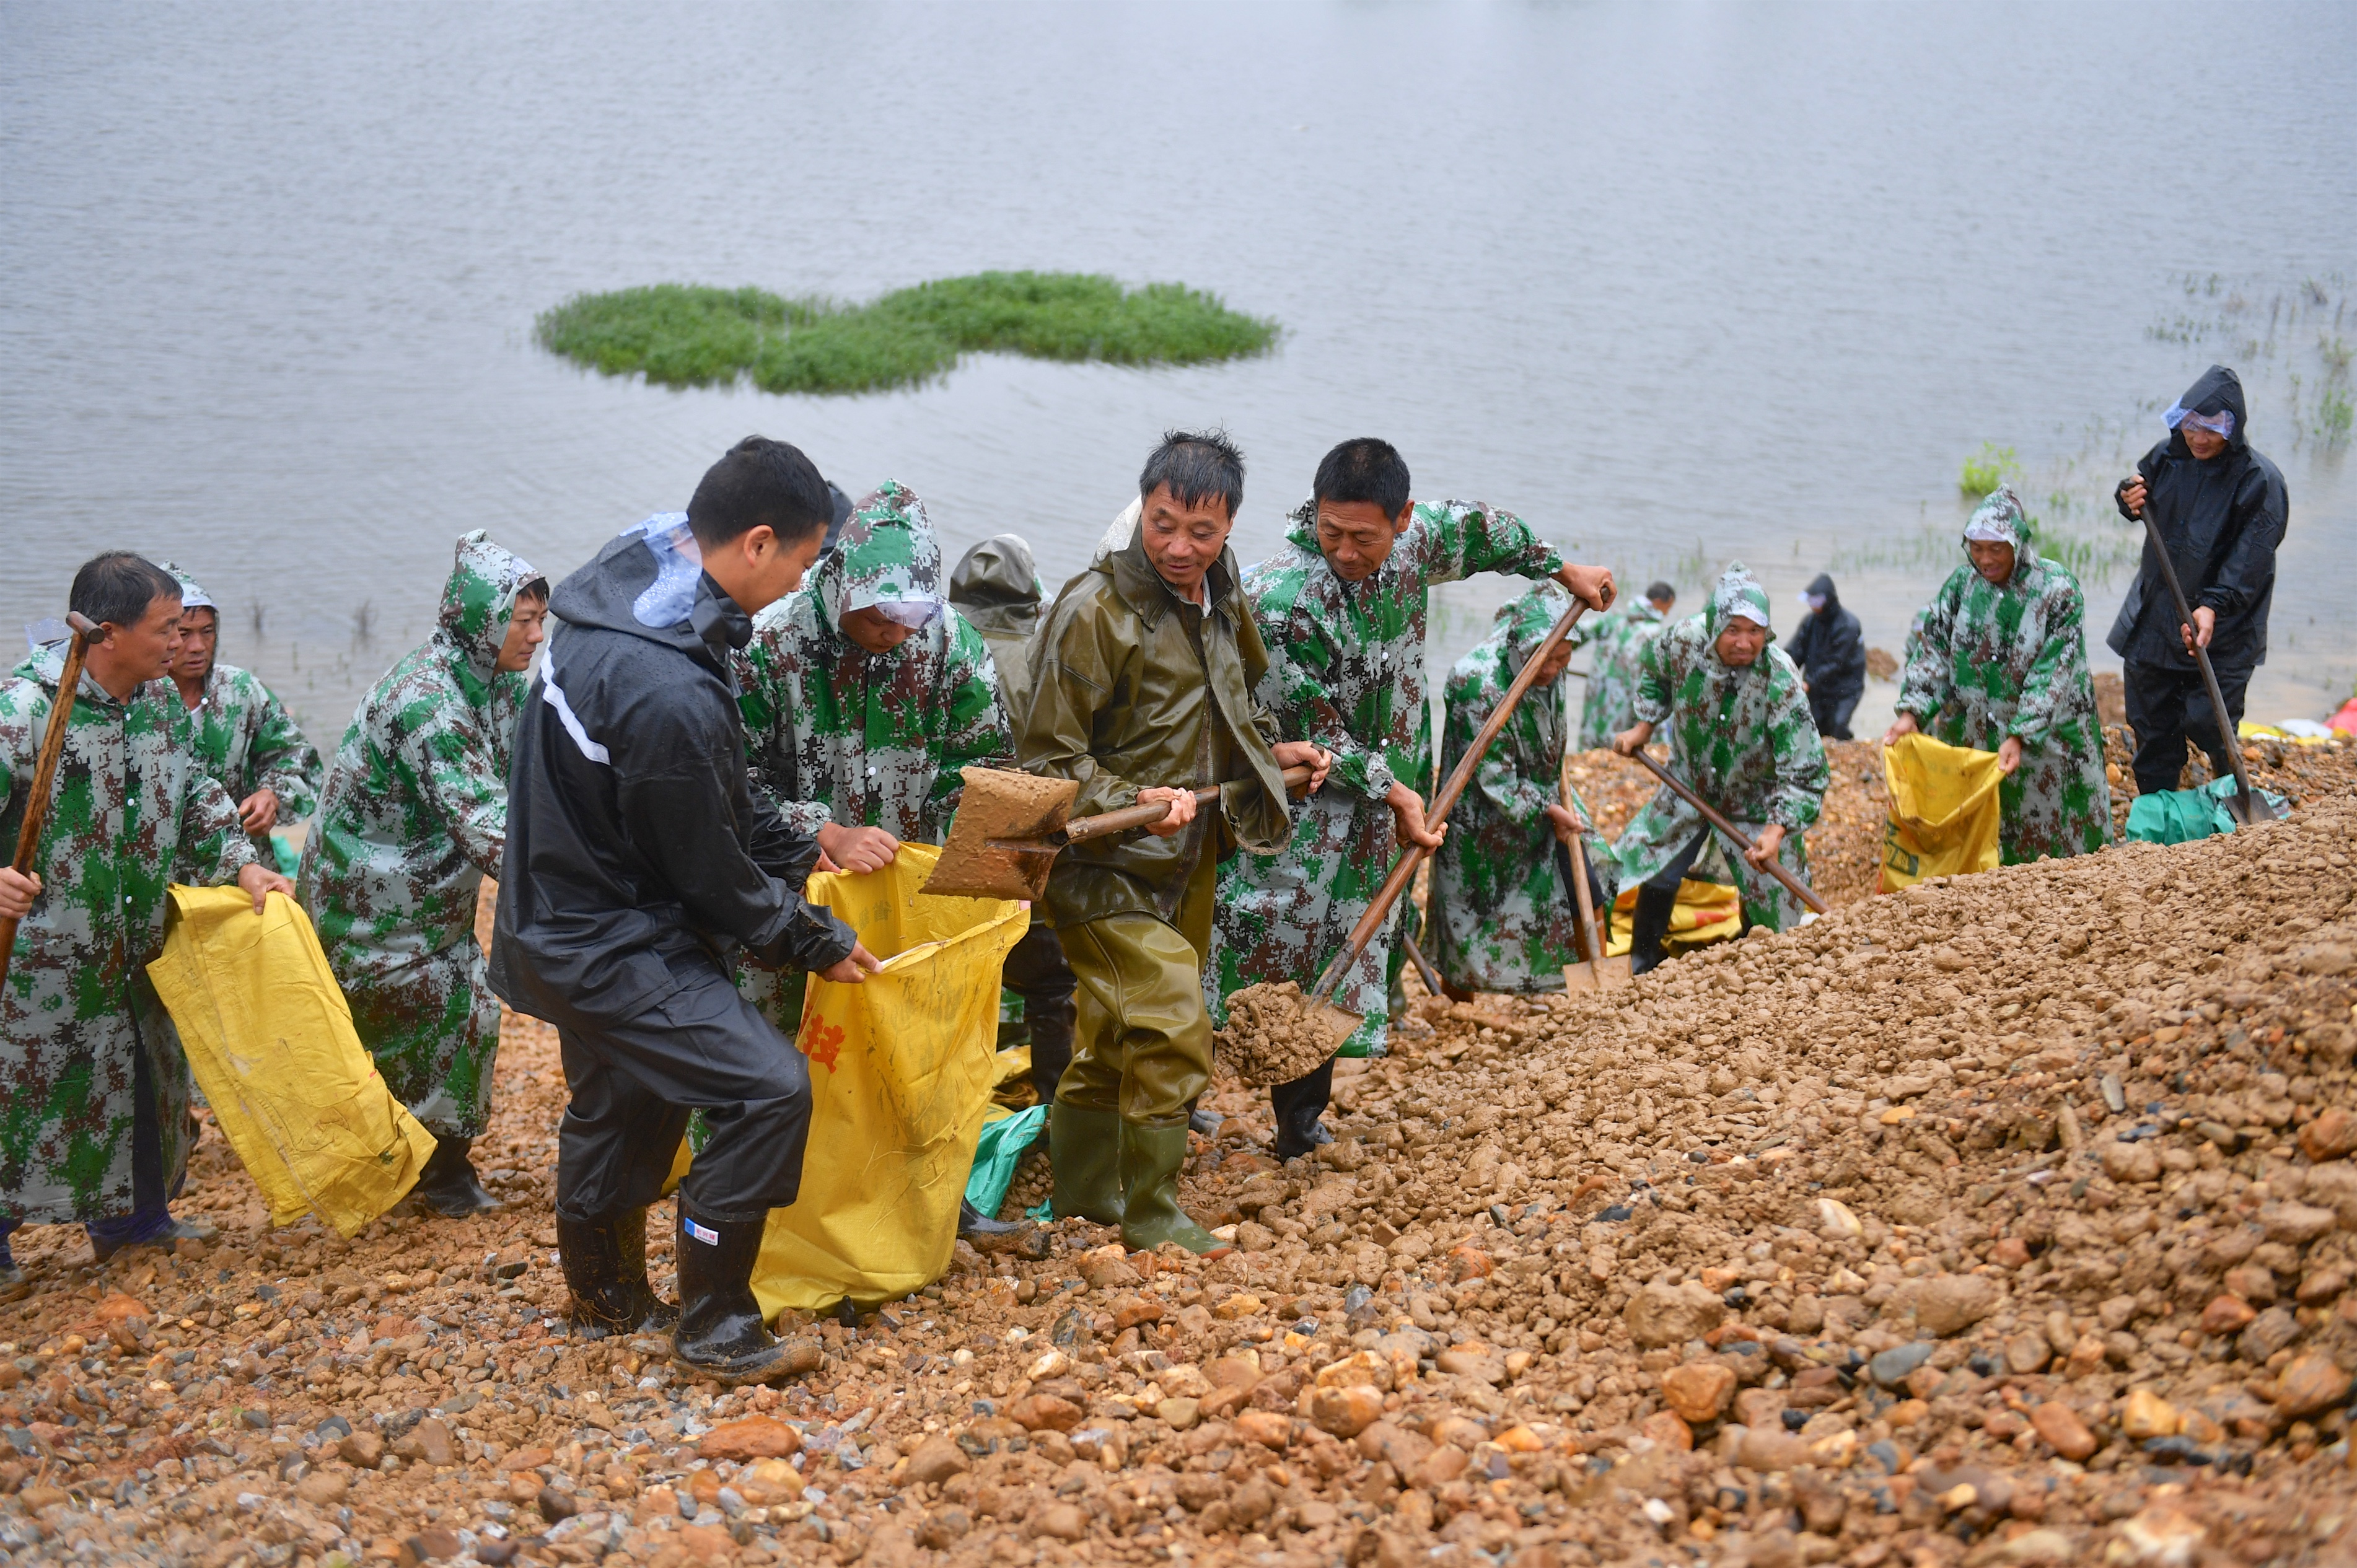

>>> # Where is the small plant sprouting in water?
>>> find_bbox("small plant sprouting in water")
[246,598,265,637]
[2317,383,2355,448]
[1958,442,2020,496]
[351,601,376,642]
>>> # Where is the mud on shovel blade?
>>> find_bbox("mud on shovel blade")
[2131,506,2279,826]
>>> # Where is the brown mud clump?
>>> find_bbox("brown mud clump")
[1216,980,1356,1086]
[5,740,2357,1567]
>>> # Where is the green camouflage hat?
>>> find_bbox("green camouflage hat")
[819,481,942,630]
[1707,561,1772,635]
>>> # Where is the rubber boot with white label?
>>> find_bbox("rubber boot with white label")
[672,1210,798,1386]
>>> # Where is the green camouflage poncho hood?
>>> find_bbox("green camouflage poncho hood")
[1706,561,1774,639]
[1963,485,2034,579]
[439,529,543,690]
[1496,582,1571,671]
[810,482,943,635]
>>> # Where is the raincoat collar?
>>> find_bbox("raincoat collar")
[1107,532,1242,632]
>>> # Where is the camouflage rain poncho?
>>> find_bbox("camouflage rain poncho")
[157,564,323,870]
[734,481,1009,1027]
[1429,587,1618,994]
[297,531,538,1137]
[1576,598,1670,751]
[1208,497,1565,1054]
[1897,487,2112,862]
[0,640,257,1225]
[1615,564,1829,933]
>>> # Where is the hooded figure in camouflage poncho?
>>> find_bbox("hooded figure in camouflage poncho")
[1889,487,2111,862]
[0,553,287,1285]
[299,531,547,1215]
[156,564,322,875]
[1613,562,1828,971]
[1430,585,1619,994]
[1576,585,1675,751]
[733,481,1011,1031]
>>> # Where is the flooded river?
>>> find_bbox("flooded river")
[4,2,2353,745]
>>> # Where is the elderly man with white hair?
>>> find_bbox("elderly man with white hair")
[1611,563,1828,974]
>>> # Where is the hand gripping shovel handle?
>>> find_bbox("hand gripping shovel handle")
[1,613,103,991]
[1055,764,1313,847]
[1626,748,1828,916]
[2131,504,2268,819]
[1306,600,1591,1009]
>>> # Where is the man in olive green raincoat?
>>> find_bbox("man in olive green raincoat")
[299,531,548,1216]
[1020,432,1327,1255]
[1612,563,1828,973]
[0,553,291,1287]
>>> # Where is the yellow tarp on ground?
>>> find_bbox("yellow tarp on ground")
[1880,732,2003,893]
[147,887,436,1236]
[1603,878,1742,956]
[751,843,1027,1315]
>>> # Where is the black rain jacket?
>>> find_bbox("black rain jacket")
[2109,364,2288,675]
[488,532,855,1034]
[1785,573,1865,702]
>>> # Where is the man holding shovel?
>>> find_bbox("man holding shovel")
[1020,430,1330,1254]
[0,553,292,1292]
[1208,437,1613,1159]
[1612,563,1828,974]
[2109,365,2287,797]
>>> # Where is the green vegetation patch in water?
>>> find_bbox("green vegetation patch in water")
[536,273,1279,396]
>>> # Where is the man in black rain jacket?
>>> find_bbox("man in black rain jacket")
[491,436,878,1386]
[2111,365,2288,796]
[1786,572,1866,740]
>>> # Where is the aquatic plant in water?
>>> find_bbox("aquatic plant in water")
[1957,442,2020,496]
[535,274,1279,396]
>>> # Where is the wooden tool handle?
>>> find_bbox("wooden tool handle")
[1063,764,1314,846]
[1397,929,1446,1001]
[1307,599,1590,1007]
[1627,747,1828,916]
[1,613,102,988]
[1560,774,1605,966]
[2134,509,2259,810]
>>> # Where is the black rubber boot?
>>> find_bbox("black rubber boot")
[672,1210,800,1386]
[413,1136,501,1217]
[1627,883,1679,977]
[558,1209,676,1339]
[957,1199,1035,1248]
[1271,1057,1337,1163]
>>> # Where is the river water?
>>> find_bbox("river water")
[4,2,2353,750]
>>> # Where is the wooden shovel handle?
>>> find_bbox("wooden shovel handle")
[1062,764,1314,846]
[1306,600,1590,1008]
[1626,747,1828,915]
[1560,775,1605,966]
[1,613,103,990]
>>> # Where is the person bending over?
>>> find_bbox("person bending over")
[491,436,878,1386]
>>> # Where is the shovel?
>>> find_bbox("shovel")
[1285,599,1595,1052]
[0,612,103,992]
[2130,501,2279,825]
[1556,775,1628,992]
[1625,748,1829,916]
[922,764,1314,903]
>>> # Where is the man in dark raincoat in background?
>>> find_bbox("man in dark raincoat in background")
[1785,572,1865,740]
[948,534,1079,1125]
[491,436,878,1385]
[1020,431,1327,1255]
[2112,364,2287,796]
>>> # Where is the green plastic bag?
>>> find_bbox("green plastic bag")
[964,1103,1048,1219]
[2124,777,2291,845]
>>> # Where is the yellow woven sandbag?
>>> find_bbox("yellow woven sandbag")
[750,843,1027,1315]
[1604,878,1742,956]
[147,887,436,1236]
[1880,732,2003,893]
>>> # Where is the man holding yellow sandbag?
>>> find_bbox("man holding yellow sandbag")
[1886,486,2110,864]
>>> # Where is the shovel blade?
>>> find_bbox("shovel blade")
[920,766,1080,902]
[1306,1002,1364,1058]
[1562,955,1631,992]
[2223,789,2283,827]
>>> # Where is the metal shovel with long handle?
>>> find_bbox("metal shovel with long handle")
[2130,501,2278,825]
[1289,599,1594,1048]
[1624,748,1829,915]
[1557,773,1626,991]
[0,613,103,992]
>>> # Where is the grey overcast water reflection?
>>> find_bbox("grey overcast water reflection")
[3,4,2353,747]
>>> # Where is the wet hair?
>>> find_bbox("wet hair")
[1312,437,1412,523]
[1138,429,1245,520]
[1645,581,1677,605]
[517,577,551,603]
[69,551,181,631]
[687,436,834,550]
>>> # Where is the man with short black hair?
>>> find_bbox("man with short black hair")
[1022,430,1329,1253]
[158,564,322,874]
[1208,436,1613,1159]
[302,530,547,1219]
[493,435,877,1385]
[0,552,292,1289]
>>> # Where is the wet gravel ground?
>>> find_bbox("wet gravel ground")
[1,738,2354,1567]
